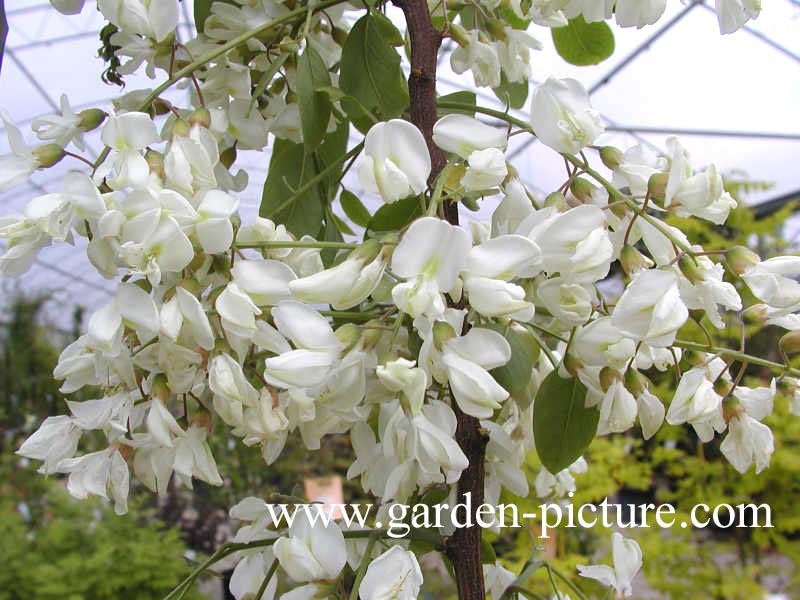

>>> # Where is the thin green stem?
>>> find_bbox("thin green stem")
[506,586,548,600]
[236,240,359,250]
[674,339,800,378]
[545,562,589,600]
[348,532,380,600]
[256,560,279,600]
[92,0,349,171]
[320,310,382,321]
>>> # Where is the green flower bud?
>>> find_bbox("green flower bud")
[31,143,65,168]
[569,177,598,204]
[742,304,768,326]
[624,368,649,397]
[725,246,760,275]
[77,108,107,132]
[647,172,668,201]
[721,396,744,423]
[171,119,191,138]
[620,245,651,275]
[599,367,622,393]
[599,146,624,170]
[145,149,164,179]
[433,321,457,351]
[189,107,212,128]
[335,323,362,351]
[678,254,705,285]
[780,330,800,354]
[713,377,734,398]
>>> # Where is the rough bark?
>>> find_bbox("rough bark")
[392,0,487,597]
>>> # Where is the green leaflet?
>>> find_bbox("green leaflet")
[339,13,409,119]
[552,16,615,66]
[296,46,332,151]
[533,370,598,473]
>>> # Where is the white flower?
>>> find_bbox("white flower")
[216,282,262,339]
[376,358,428,415]
[17,415,82,473]
[96,112,160,190]
[461,148,508,191]
[463,277,532,320]
[357,120,431,204]
[577,532,642,598]
[529,205,613,283]
[56,448,130,515]
[50,0,86,14]
[31,94,91,150]
[742,256,800,310]
[442,328,511,418]
[594,378,638,435]
[450,29,502,88]
[359,546,423,600]
[495,27,542,83]
[563,0,615,22]
[615,0,667,28]
[664,138,736,225]
[432,114,507,159]
[0,109,39,191]
[195,190,239,254]
[677,256,741,328]
[273,511,347,582]
[715,0,761,34]
[233,259,296,306]
[720,382,775,474]
[209,354,259,427]
[612,144,667,197]
[537,277,594,326]
[391,217,472,317]
[666,358,727,442]
[229,549,278,600]
[535,457,587,498]
[98,0,179,41]
[289,241,385,310]
[611,269,688,347]
[530,77,604,154]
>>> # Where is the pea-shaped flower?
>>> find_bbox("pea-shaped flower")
[530,77,604,154]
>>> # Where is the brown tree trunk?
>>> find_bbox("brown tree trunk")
[391,1,487,597]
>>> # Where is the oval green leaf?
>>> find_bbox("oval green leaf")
[533,370,597,473]
[551,16,615,66]
[483,324,539,394]
[367,195,422,232]
[340,189,372,228]
[296,46,332,150]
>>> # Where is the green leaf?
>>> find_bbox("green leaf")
[367,195,422,232]
[194,0,213,32]
[296,46,332,150]
[340,13,409,119]
[328,209,355,237]
[260,138,325,237]
[437,91,477,116]
[321,210,346,266]
[552,16,615,66]
[492,72,529,110]
[340,189,372,228]
[483,324,539,394]
[533,370,597,473]
[481,537,497,564]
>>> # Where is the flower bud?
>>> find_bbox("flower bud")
[683,349,707,367]
[780,330,800,354]
[742,304,768,326]
[360,320,384,350]
[335,323,362,351]
[713,377,733,398]
[31,143,65,168]
[448,23,470,47]
[352,238,382,263]
[569,177,597,204]
[77,108,107,132]
[152,98,172,116]
[151,373,170,403]
[145,149,164,179]
[624,368,649,397]
[620,245,652,275]
[725,246,760,275]
[432,321,457,351]
[188,107,212,128]
[678,254,705,285]
[599,146,624,170]
[647,172,668,201]
[721,396,744,422]
[563,353,583,377]
[179,278,202,296]
[599,367,622,392]
[171,119,191,138]
[544,191,566,209]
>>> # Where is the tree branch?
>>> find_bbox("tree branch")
[393,1,486,597]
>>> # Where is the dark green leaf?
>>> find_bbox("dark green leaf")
[321,210,346,266]
[296,46,332,150]
[483,324,539,394]
[340,189,372,228]
[481,537,497,564]
[328,210,355,237]
[533,370,597,473]
[340,13,409,119]
[492,71,529,110]
[314,121,350,198]
[437,91,477,116]
[194,0,213,32]
[551,16,615,66]
[260,137,325,237]
[367,195,422,232]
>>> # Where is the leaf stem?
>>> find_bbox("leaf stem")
[236,240,359,250]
